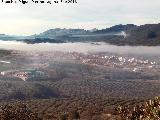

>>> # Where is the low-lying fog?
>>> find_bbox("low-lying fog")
[0,40,160,55]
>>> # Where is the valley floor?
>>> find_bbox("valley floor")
[0,50,160,119]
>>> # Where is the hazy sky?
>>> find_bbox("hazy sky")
[0,0,160,35]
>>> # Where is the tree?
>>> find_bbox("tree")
[59,113,68,120]
[70,110,80,120]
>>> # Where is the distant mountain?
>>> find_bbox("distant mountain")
[34,28,90,38]
[1,23,160,46]
[103,23,160,46]
[93,24,137,34]
[0,34,28,40]
[29,27,125,43]
[126,23,160,45]
[89,28,98,32]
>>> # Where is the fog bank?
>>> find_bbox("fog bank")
[0,40,160,55]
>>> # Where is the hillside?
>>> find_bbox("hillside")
[125,23,160,45]
[34,28,90,38]
[94,24,137,34]
[100,23,160,46]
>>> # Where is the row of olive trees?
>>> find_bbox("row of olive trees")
[0,102,81,120]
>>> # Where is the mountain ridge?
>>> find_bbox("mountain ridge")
[0,23,160,46]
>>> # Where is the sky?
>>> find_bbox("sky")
[0,0,160,35]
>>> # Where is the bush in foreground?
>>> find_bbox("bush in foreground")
[117,96,160,120]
